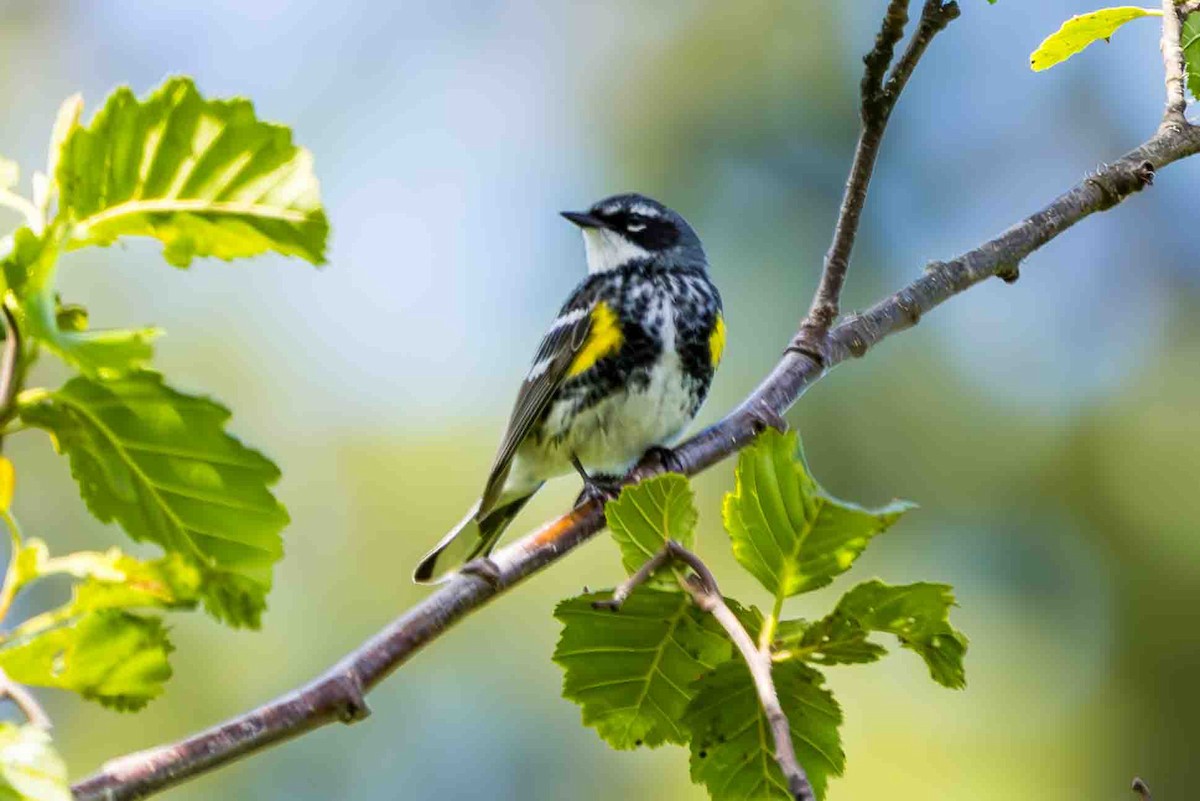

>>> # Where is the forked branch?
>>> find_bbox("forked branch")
[793,0,959,362]
[595,541,814,801]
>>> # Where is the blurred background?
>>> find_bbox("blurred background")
[0,0,1196,798]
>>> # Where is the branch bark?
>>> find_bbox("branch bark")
[70,13,1200,801]
[596,541,814,801]
[1161,0,1190,130]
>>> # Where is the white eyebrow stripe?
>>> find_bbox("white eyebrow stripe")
[629,203,662,218]
[548,307,588,330]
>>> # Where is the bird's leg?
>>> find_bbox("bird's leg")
[460,557,503,588]
[571,454,622,506]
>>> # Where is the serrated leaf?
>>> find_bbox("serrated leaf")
[0,723,70,801]
[1183,13,1200,100]
[0,610,172,711]
[18,371,288,627]
[12,541,200,614]
[1030,7,1160,72]
[605,474,698,584]
[684,660,844,801]
[554,588,732,749]
[782,580,967,688]
[44,94,82,204]
[2,226,158,377]
[57,77,328,266]
[723,429,913,598]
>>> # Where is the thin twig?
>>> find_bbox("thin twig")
[595,542,814,801]
[1182,0,1200,17]
[793,0,959,362]
[0,669,51,730]
[1161,0,1190,130]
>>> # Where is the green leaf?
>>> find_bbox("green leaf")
[723,429,914,598]
[0,723,70,801]
[1183,12,1200,100]
[684,660,844,801]
[0,610,172,711]
[57,77,328,267]
[605,474,698,582]
[18,371,288,627]
[1030,7,1160,72]
[2,226,158,377]
[11,541,200,614]
[554,588,732,749]
[778,580,968,689]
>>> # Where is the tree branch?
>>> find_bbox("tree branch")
[70,15,1200,801]
[1162,0,1189,130]
[793,0,959,361]
[595,541,814,801]
[71,120,1200,801]
[0,668,51,730]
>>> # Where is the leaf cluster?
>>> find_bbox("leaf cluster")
[553,431,968,800]
[0,77,327,795]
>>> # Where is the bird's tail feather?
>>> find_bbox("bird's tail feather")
[412,492,536,584]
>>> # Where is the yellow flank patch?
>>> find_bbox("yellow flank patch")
[568,301,624,377]
[709,313,727,368]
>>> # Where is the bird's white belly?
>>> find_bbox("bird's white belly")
[568,351,694,474]
[506,292,695,491]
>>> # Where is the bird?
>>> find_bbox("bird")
[413,193,725,584]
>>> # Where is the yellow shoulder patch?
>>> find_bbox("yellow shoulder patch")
[568,301,624,377]
[709,313,727,368]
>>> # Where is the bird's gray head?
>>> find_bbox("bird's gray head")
[561,193,707,275]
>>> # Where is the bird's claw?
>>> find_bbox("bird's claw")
[637,445,684,475]
[575,474,622,507]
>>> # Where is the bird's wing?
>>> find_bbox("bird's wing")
[478,296,599,515]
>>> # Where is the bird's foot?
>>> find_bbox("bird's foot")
[636,445,684,476]
[460,557,502,589]
[571,452,623,506]
[574,473,623,507]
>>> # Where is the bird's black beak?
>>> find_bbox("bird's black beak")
[561,210,605,229]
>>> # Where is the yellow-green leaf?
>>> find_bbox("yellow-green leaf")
[0,723,69,801]
[0,611,173,711]
[724,429,914,598]
[1030,7,1160,72]
[57,77,328,266]
[605,474,698,583]
[18,372,287,627]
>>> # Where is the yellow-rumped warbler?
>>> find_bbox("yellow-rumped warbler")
[414,193,725,583]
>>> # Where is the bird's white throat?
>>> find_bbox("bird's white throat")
[582,228,651,274]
